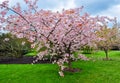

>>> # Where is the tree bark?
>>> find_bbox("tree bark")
[68,52,72,69]
[104,49,109,60]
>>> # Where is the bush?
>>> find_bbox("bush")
[82,46,94,54]
[0,33,31,59]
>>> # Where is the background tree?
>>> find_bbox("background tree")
[96,22,119,60]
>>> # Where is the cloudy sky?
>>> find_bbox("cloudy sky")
[0,0,120,22]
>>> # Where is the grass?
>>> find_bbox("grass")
[84,50,120,60]
[0,50,120,83]
[25,50,37,56]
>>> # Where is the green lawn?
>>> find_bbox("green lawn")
[0,51,120,83]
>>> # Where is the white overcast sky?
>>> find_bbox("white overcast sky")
[0,0,120,22]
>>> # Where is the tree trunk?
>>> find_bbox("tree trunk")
[68,52,72,69]
[104,49,109,60]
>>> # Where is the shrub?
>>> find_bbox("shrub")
[0,33,31,59]
[82,46,94,54]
